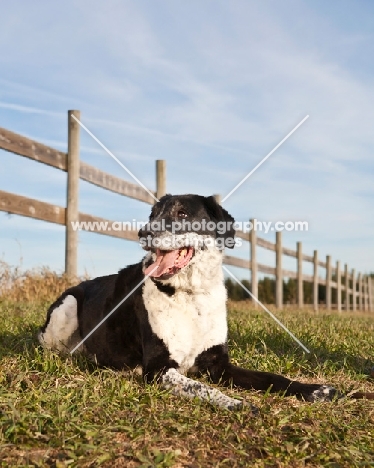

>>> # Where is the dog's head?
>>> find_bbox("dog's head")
[138,194,236,280]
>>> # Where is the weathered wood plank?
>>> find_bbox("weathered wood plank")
[283,247,297,258]
[364,276,369,312]
[326,255,332,310]
[0,190,138,242]
[258,263,276,276]
[0,126,67,169]
[213,194,221,205]
[79,162,155,204]
[276,232,283,309]
[336,260,342,312]
[352,268,357,311]
[78,213,139,241]
[302,274,314,283]
[250,219,258,308]
[358,273,363,310]
[156,160,166,200]
[258,237,276,251]
[222,263,315,281]
[223,255,250,269]
[283,269,297,279]
[65,110,80,279]
[0,190,65,224]
[297,242,303,308]
[235,231,278,253]
[0,126,156,204]
[344,263,349,310]
[235,230,249,241]
[313,250,319,311]
[302,253,314,263]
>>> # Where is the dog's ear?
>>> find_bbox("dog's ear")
[203,196,236,249]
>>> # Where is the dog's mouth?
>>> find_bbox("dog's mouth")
[144,247,194,279]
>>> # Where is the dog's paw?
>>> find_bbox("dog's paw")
[242,400,260,415]
[227,399,259,414]
[306,385,343,402]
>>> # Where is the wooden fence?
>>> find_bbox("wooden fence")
[0,110,372,311]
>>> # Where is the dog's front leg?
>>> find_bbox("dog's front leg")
[161,368,247,410]
[197,345,339,402]
[141,336,248,410]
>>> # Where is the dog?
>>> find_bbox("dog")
[38,194,373,410]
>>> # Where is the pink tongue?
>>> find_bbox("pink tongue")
[145,249,180,278]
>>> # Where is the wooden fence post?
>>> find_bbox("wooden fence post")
[364,276,369,312]
[344,263,349,310]
[313,250,318,311]
[336,260,341,312]
[297,241,303,308]
[249,219,258,309]
[326,255,331,310]
[156,160,166,200]
[65,110,80,280]
[276,231,283,309]
[369,277,373,312]
[213,194,221,205]
[352,268,356,311]
[368,276,372,312]
[368,276,371,311]
[358,273,363,310]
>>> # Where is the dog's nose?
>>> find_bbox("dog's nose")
[138,224,154,239]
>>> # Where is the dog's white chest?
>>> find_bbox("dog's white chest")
[143,279,228,373]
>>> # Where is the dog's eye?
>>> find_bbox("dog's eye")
[177,210,188,219]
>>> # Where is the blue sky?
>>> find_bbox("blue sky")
[1,0,373,279]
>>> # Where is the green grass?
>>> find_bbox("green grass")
[1,300,374,467]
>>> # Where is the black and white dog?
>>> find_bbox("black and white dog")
[38,194,373,409]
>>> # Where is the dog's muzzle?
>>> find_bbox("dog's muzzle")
[138,227,210,279]
[144,247,195,278]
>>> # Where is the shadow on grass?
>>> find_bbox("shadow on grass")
[228,326,373,376]
[0,324,40,359]
[0,325,99,374]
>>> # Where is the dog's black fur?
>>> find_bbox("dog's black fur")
[39,194,373,409]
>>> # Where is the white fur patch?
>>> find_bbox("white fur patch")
[310,385,338,402]
[38,295,82,353]
[162,368,243,410]
[143,246,228,373]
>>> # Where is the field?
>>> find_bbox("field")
[1,265,374,467]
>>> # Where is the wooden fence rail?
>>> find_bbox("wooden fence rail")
[235,223,372,312]
[0,110,162,279]
[0,110,373,311]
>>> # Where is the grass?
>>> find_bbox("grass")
[1,264,374,467]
